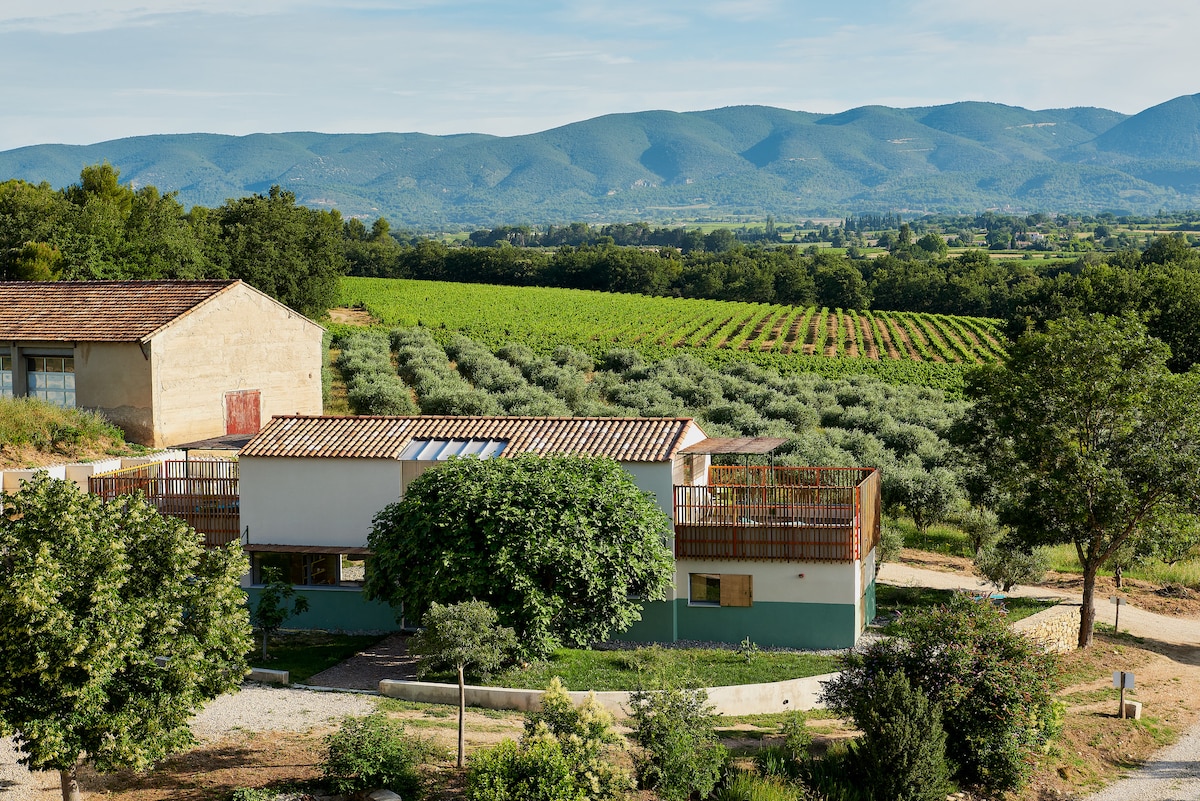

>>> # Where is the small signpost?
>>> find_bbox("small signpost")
[1110,595,1126,633]
[1113,671,1135,718]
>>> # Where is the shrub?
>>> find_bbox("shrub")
[320,713,443,797]
[523,678,633,801]
[847,671,950,801]
[974,539,1050,592]
[628,681,727,801]
[466,737,582,801]
[712,769,807,801]
[821,594,1059,795]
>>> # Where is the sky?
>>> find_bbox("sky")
[1,0,1198,152]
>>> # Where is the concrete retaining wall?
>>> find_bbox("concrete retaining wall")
[1012,603,1080,653]
[379,672,839,717]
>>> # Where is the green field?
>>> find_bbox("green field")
[340,277,1007,393]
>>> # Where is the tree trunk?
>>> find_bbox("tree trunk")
[60,762,82,801]
[457,664,466,768]
[262,630,268,661]
[1079,564,1099,648]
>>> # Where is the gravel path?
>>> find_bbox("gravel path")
[305,633,417,690]
[1082,724,1200,800]
[0,684,376,800]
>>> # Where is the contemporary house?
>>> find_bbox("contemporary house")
[229,414,880,649]
[0,280,324,446]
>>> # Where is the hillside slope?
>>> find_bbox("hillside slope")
[4,97,1200,223]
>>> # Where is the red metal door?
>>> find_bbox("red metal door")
[225,389,261,435]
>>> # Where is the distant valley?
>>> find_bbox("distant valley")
[3,95,1200,226]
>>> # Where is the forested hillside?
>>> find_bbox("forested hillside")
[5,96,1200,224]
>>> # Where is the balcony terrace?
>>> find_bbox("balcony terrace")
[674,465,880,562]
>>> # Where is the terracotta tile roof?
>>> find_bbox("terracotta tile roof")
[240,415,702,462]
[0,280,240,342]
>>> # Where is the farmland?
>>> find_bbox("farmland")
[340,277,1007,393]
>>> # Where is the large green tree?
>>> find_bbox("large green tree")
[365,455,674,657]
[207,185,346,318]
[0,475,252,801]
[962,314,1200,646]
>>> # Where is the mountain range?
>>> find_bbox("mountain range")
[4,95,1200,226]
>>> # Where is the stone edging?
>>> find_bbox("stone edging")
[378,673,840,716]
[1011,602,1081,654]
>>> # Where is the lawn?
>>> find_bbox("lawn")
[249,631,389,684]
[874,584,1058,631]
[421,644,841,692]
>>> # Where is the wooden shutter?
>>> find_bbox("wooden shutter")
[720,574,753,607]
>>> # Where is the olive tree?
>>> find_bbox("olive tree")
[365,454,674,657]
[0,474,251,801]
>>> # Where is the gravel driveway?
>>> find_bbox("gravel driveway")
[0,684,376,801]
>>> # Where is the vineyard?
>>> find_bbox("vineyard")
[340,277,1008,393]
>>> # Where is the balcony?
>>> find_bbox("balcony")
[88,460,240,548]
[674,466,880,562]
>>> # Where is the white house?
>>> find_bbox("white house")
[235,414,880,648]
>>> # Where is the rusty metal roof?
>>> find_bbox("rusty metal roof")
[0,280,241,342]
[240,415,702,462]
[678,437,789,455]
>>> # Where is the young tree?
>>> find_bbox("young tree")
[962,314,1200,646]
[250,566,310,660]
[628,680,726,801]
[366,455,674,657]
[0,474,251,801]
[409,600,516,767]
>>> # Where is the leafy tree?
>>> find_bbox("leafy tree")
[822,595,1059,795]
[0,474,251,801]
[366,455,674,657]
[410,601,517,767]
[962,314,1200,646]
[208,185,346,317]
[249,566,310,660]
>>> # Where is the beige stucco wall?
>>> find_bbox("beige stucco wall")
[675,558,859,606]
[149,283,323,446]
[239,456,404,548]
[74,341,155,443]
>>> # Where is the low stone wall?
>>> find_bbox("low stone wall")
[1012,603,1080,653]
[379,673,840,717]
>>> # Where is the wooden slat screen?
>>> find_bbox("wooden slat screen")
[719,574,753,607]
[89,460,239,548]
[675,466,880,563]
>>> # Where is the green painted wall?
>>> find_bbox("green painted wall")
[614,599,859,650]
[678,600,858,650]
[616,600,677,643]
[243,587,402,633]
[863,576,876,623]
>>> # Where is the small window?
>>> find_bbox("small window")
[689,573,752,607]
[250,552,367,587]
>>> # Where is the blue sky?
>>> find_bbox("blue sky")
[2,0,1197,152]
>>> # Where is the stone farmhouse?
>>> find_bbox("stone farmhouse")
[0,280,324,446]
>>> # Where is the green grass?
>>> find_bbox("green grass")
[422,645,839,692]
[874,584,1058,630]
[886,516,974,558]
[0,396,134,460]
[1041,544,1200,588]
[250,631,389,684]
